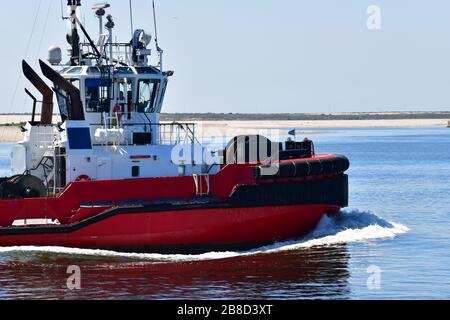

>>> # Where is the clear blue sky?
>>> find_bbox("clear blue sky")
[1,0,450,114]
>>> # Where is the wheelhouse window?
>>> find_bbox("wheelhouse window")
[55,79,80,122]
[70,79,80,90]
[87,67,101,75]
[55,86,69,122]
[117,80,134,117]
[156,80,167,113]
[85,78,111,113]
[137,79,160,113]
[115,67,134,75]
[66,67,83,75]
[135,66,159,75]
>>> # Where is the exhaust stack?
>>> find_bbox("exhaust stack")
[22,60,54,125]
[39,59,85,121]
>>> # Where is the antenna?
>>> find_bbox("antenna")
[152,0,161,52]
[152,0,163,70]
[129,0,134,38]
[60,0,68,20]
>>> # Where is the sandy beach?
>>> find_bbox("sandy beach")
[0,116,448,143]
[195,119,448,139]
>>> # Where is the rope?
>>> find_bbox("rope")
[20,0,54,115]
[152,0,160,51]
[37,0,54,57]
[2,0,45,142]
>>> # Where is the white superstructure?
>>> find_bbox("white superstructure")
[11,1,217,194]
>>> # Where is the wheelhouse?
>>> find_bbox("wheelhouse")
[58,65,168,128]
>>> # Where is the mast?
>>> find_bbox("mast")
[93,3,110,39]
[67,0,81,66]
[129,0,134,39]
[105,14,115,66]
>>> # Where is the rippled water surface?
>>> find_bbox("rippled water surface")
[0,127,449,300]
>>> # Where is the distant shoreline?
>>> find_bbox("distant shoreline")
[159,112,450,122]
[0,113,448,143]
[2,111,450,122]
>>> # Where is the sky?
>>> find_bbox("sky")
[0,0,450,114]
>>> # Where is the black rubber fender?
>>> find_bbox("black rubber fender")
[255,155,350,179]
[294,161,310,176]
[308,159,324,176]
[321,158,335,175]
[230,174,349,208]
[334,156,350,173]
[279,162,296,178]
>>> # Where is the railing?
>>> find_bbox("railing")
[80,42,136,66]
[157,122,198,145]
[92,121,199,146]
[21,125,60,151]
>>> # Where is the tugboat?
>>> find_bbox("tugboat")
[0,1,350,254]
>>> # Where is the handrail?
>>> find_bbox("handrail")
[91,121,199,146]
[80,42,135,66]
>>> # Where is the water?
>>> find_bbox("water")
[0,127,449,300]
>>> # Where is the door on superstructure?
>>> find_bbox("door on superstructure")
[97,157,112,180]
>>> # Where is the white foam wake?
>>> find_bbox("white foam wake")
[0,210,409,262]
[254,210,409,253]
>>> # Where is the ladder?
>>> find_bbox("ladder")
[193,174,211,197]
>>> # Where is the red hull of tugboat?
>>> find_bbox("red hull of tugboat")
[0,204,336,253]
[0,156,349,253]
